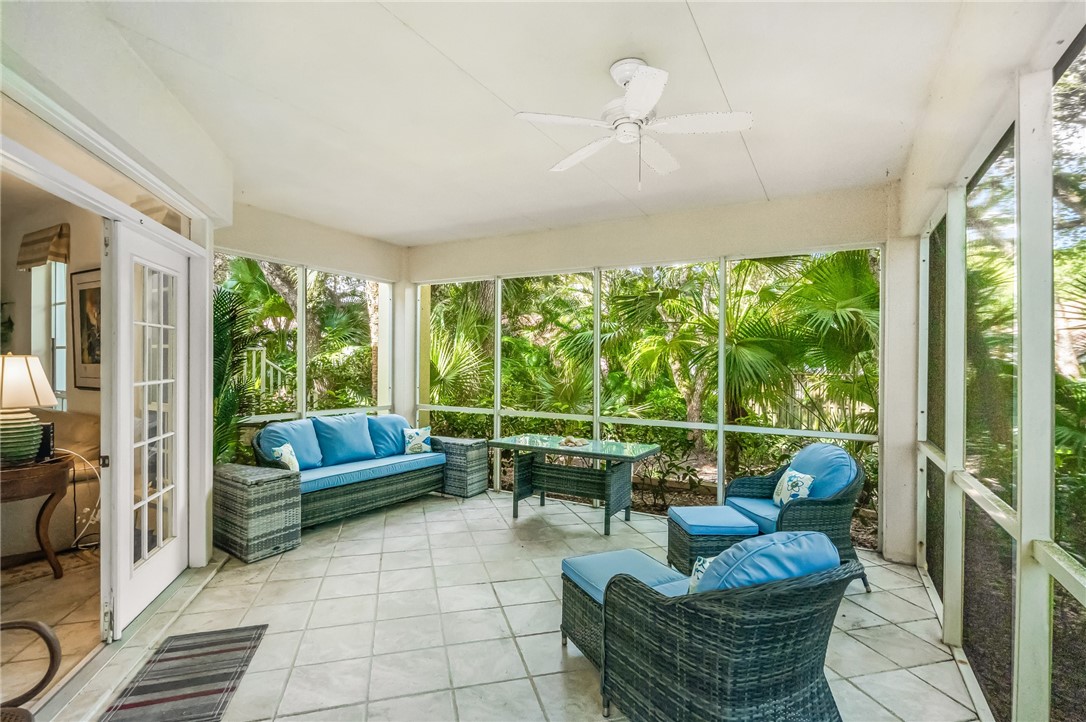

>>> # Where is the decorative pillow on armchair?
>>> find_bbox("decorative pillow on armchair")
[773,468,814,506]
[689,555,717,593]
[272,443,300,472]
[403,427,432,454]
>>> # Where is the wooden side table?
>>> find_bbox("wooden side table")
[0,456,73,579]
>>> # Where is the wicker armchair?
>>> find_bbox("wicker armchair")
[598,560,864,722]
[727,460,870,592]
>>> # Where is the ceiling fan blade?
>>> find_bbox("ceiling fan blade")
[623,66,669,120]
[550,136,614,172]
[516,112,610,129]
[638,136,680,176]
[649,111,753,135]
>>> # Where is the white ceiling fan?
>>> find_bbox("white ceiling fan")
[516,58,753,184]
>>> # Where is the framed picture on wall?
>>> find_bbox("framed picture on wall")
[70,268,102,390]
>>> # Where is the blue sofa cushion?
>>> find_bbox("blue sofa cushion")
[668,505,759,536]
[311,414,376,465]
[725,496,781,534]
[562,549,685,605]
[789,443,857,499]
[368,414,410,457]
[258,419,323,471]
[697,531,841,591]
[299,453,445,494]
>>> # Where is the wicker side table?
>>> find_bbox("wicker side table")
[213,463,301,563]
[433,437,489,497]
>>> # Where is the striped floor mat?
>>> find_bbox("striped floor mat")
[99,625,266,722]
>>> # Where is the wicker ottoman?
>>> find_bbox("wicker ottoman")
[434,436,489,497]
[213,463,301,563]
[667,505,760,574]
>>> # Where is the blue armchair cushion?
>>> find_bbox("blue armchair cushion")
[562,549,686,605]
[299,453,445,494]
[788,443,857,499]
[311,414,376,465]
[696,531,841,591]
[725,496,781,534]
[668,505,759,536]
[368,414,410,457]
[257,419,323,471]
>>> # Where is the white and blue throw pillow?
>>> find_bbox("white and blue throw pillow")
[403,427,432,455]
[773,468,815,506]
[689,555,717,593]
[272,442,300,472]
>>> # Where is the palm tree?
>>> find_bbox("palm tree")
[212,288,265,463]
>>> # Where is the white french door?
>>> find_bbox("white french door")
[109,221,190,634]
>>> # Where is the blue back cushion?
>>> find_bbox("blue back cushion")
[311,414,376,465]
[788,443,857,499]
[258,419,323,471]
[368,414,410,457]
[696,531,840,591]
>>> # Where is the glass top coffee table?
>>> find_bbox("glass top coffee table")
[488,434,660,535]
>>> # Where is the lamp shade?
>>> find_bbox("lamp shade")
[0,354,58,409]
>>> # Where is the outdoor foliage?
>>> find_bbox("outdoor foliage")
[425,252,881,515]
[211,288,263,463]
[211,255,383,459]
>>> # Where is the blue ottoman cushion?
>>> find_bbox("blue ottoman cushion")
[668,505,759,536]
[788,443,857,499]
[562,549,686,604]
[725,496,781,534]
[697,531,841,592]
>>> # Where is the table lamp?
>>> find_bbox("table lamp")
[0,354,58,466]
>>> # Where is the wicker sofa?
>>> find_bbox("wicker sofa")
[561,532,864,722]
[251,413,485,528]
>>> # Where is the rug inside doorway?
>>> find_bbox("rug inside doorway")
[98,625,266,722]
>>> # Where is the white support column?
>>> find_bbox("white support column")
[942,185,968,647]
[492,279,502,490]
[916,232,931,565]
[1011,68,1054,722]
[377,282,394,409]
[391,281,417,420]
[881,237,920,563]
[296,269,307,417]
[717,259,726,505]
[592,268,601,443]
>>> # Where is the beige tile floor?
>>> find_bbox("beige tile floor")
[1,550,102,705]
[87,492,980,721]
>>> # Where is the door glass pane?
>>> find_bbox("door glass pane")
[965,135,1018,507]
[147,498,159,554]
[133,447,145,504]
[132,261,180,562]
[133,507,144,563]
[147,439,160,496]
[161,490,174,543]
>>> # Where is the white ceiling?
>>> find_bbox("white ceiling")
[95,2,1058,246]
